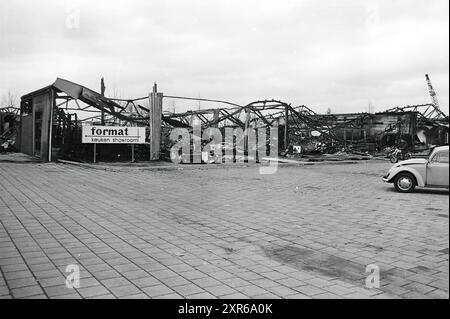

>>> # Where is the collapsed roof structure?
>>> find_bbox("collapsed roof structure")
[17,78,449,162]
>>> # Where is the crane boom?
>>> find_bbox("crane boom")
[423,74,445,119]
[425,74,440,108]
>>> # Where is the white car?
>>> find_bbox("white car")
[383,145,449,193]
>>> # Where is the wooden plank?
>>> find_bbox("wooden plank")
[149,84,162,160]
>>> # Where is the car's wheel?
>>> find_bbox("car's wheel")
[390,155,398,163]
[394,172,416,193]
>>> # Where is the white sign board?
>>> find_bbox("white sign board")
[82,126,146,144]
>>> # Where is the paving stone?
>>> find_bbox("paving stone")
[100,277,131,288]
[294,285,327,297]
[265,285,298,297]
[426,289,449,299]
[11,285,45,298]
[252,293,280,299]
[0,161,448,299]
[179,270,208,280]
[38,276,66,288]
[44,284,79,297]
[204,285,237,297]
[402,282,436,295]
[323,284,354,295]
[284,293,312,299]
[87,294,117,299]
[7,277,39,289]
[220,292,250,299]
[77,285,110,298]
[108,284,141,298]
[314,292,343,299]
[190,277,222,288]
[121,269,150,280]
[173,283,205,297]
[49,292,82,299]
[0,285,10,296]
[154,293,184,299]
[4,271,34,281]
[142,284,174,298]
[186,292,216,299]
[130,276,162,289]
[121,293,150,299]
[22,294,48,299]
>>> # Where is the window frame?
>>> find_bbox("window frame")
[431,151,449,164]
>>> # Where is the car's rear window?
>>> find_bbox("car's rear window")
[433,151,449,163]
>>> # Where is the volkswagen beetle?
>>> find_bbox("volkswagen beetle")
[383,145,449,193]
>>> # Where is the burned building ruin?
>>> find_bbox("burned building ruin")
[16,78,449,163]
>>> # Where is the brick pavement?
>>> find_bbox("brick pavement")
[0,160,448,299]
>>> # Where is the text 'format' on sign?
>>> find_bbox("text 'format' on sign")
[82,126,146,144]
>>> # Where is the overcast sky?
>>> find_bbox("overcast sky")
[0,0,448,114]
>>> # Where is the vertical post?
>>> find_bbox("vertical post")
[244,108,250,161]
[149,83,162,161]
[131,144,135,163]
[409,113,416,151]
[100,78,106,125]
[157,92,163,157]
[284,104,289,150]
[94,77,106,163]
[32,98,35,156]
[149,87,154,160]
[343,128,347,148]
[213,109,220,128]
[48,89,54,162]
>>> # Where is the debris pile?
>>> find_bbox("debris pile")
[158,99,449,163]
[0,128,16,152]
[0,107,19,152]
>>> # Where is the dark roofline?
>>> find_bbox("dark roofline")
[20,84,62,101]
[20,77,87,100]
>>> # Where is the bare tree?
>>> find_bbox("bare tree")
[1,90,18,108]
[110,86,128,109]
